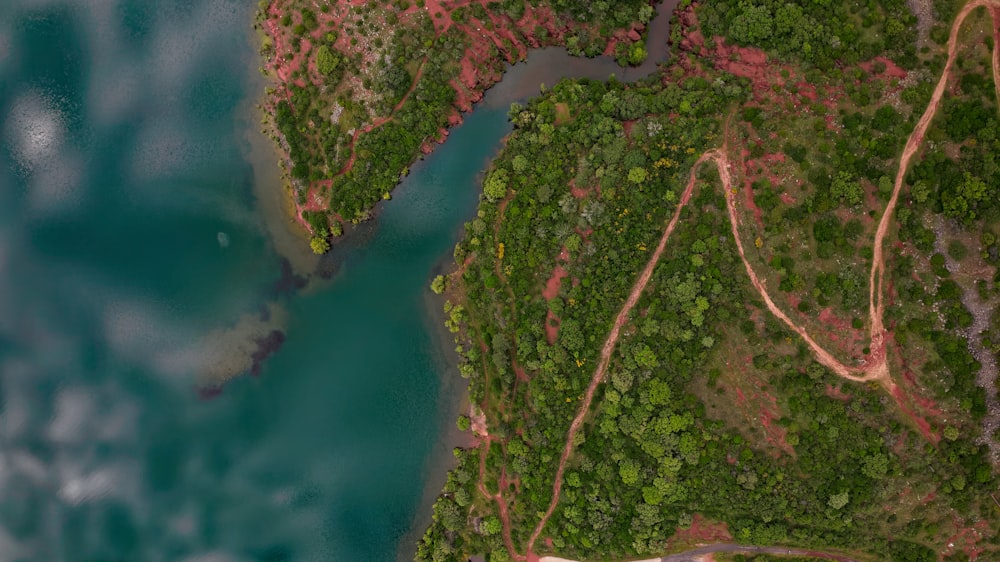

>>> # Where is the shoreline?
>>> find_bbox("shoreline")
[394,110,514,560]
[245,1,682,558]
[256,0,666,244]
[243,5,319,274]
[396,280,477,562]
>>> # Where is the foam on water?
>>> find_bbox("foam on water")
[4,92,66,175]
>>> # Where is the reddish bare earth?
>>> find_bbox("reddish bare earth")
[666,514,733,549]
[544,309,561,345]
[825,384,853,402]
[542,265,568,300]
[261,0,640,233]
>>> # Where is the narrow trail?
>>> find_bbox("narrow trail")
[869,0,999,378]
[328,61,428,180]
[505,2,1000,560]
[476,439,523,561]
[524,152,716,555]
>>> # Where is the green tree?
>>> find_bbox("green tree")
[619,459,640,486]
[431,275,448,294]
[484,168,509,202]
[456,415,470,431]
[628,167,648,183]
[828,491,849,510]
[943,172,988,221]
[481,516,502,536]
[512,154,529,173]
[831,171,863,206]
[861,453,888,479]
[315,45,340,76]
[910,180,930,203]
[627,42,647,66]
[633,343,659,369]
[952,474,966,491]
[310,229,331,254]
[730,2,774,45]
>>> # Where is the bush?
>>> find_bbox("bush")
[316,45,340,76]
[947,240,969,261]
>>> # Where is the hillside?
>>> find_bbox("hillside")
[417,1,1000,561]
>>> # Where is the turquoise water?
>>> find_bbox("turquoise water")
[0,0,511,559]
[0,0,676,559]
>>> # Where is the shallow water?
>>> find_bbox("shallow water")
[0,0,676,560]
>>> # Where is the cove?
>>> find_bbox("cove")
[0,0,677,560]
[246,1,680,556]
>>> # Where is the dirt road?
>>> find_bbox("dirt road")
[523,153,716,556]
[869,0,1000,372]
[508,1,1000,559]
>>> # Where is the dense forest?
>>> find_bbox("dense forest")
[416,0,1000,560]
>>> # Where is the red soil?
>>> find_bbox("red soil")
[920,490,937,505]
[859,56,909,79]
[263,0,639,236]
[741,177,764,228]
[544,309,561,345]
[513,359,529,382]
[892,385,940,443]
[758,406,794,455]
[818,307,850,331]
[796,81,819,102]
[666,514,734,548]
[542,265,568,300]
[943,518,990,560]
[785,293,801,311]
[741,151,788,228]
[825,384,853,402]
[622,119,637,138]
[568,179,589,199]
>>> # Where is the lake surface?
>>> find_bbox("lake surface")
[0,0,675,560]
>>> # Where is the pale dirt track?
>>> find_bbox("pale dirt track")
[503,2,1000,560]
[525,153,717,556]
[869,0,1000,385]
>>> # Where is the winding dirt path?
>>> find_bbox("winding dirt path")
[329,61,428,180]
[869,0,1000,379]
[503,2,1000,560]
[476,438,523,561]
[525,152,717,555]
